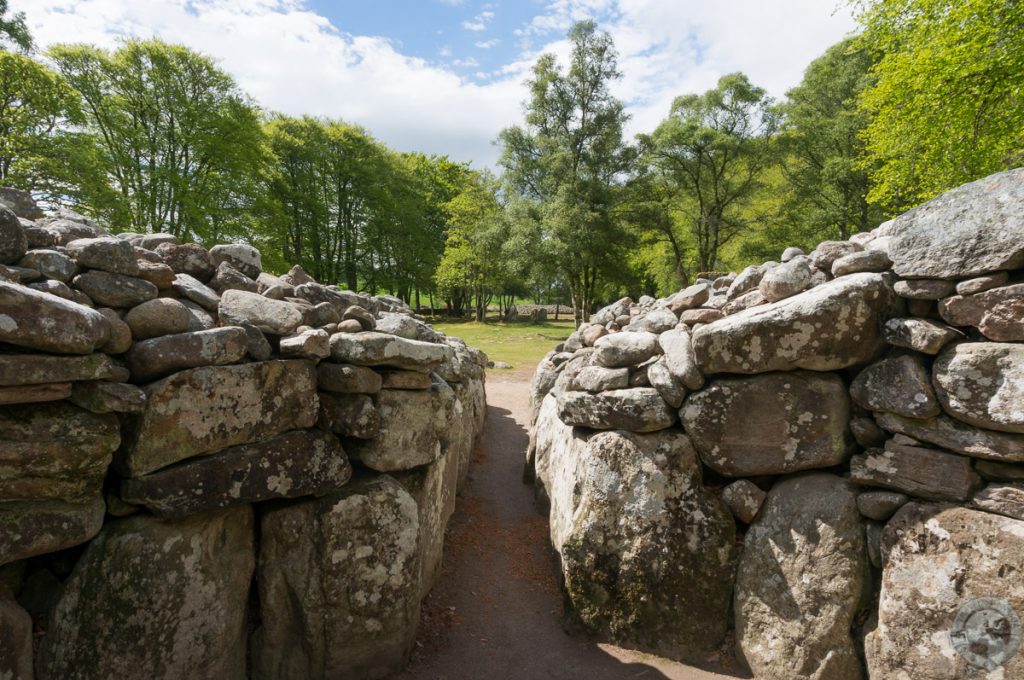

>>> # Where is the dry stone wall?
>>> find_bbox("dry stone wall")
[528,168,1024,679]
[0,190,487,680]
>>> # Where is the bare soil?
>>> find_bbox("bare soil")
[394,372,751,680]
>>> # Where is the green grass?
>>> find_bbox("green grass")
[432,319,575,369]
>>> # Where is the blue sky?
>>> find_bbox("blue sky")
[18,0,858,167]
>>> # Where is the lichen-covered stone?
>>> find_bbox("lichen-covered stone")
[882,317,961,354]
[37,505,254,680]
[155,242,214,280]
[329,331,449,372]
[875,411,1024,462]
[557,387,676,432]
[65,236,139,275]
[209,243,261,279]
[346,382,453,471]
[933,342,1024,433]
[970,483,1024,521]
[125,327,248,382]
[72,270,157,308]
[571,365,628,392]
[316,363,382,394]
[170,273,220,311]
[318,392,380,439]
[121,429,351,518]
[69,381,146,414]
[866,503,1024,678]
[721,479,766,523]
[850,354,940,419]
[0,280,109,354]
[592,331,660,368]
[0,497,105,566]
[123,298,191,340]
[18,248,77,282]
[850,440,981,501]
[681,371,851,476]
[692,273,899,374]
[0,381,70,405]
[254,475,420,680]
[219,289,302,336]
[0,206,27,265]
[0,353,123,388]
[119,360,318,477]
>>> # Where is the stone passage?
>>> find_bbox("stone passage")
[528,168,1024,680]
[0,193,487,680]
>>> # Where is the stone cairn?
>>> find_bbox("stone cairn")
[0,189,487,680]
[528,168,1024,679]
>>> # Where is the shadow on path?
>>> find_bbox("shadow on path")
[395,378,749,680]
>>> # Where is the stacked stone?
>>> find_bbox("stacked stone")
[528,168,1024,679]
[0,189,488,680]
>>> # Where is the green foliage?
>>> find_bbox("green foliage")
[777,37,883,240]
[48,39,265,241]
[0,0,32,53]
[499,20,635,325]
[853,0,1024,210]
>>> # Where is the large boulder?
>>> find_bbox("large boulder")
[119,360,318,477]
[121,429,352,518]
[866,503,1024,678]
[329,331,449,372]
[933,342,1024,433]
[887,168,1024,279]
[557,387,676,432]
[735,473,868,680]
[850,354,941,419]
[0,402,119,502]
[549,426,737,661]
[0,498,105,566]
[219,289,302,336]
[692,273,899,374]
[254,475,420,680]
[37,506,254,680]
[0,280,109,354]
[681,372,852,476]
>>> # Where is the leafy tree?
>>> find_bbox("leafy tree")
[499,20,634,326]
[640,73,779,276]
[853,0,1024,210]
[48,39,265,241]
[777,38,883,240]
[0,0,31,53]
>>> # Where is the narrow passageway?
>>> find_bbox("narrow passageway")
[397,372,749,680]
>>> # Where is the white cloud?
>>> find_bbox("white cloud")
[453,57,480,68]
[461,10,495,31]
[475,38,499,49]
[14,0,857,168]
[438,45,452,57]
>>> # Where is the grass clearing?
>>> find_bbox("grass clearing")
[432,319,575,369]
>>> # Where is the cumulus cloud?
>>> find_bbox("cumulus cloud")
[461,10,495,32]
[475,38,500,49]
[15,0,857,168]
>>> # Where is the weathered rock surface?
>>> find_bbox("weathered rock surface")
[850,354,941,419]
[69,380,146,414]
[875,411,1024,462]
[658,328,704,390]
[209,243,261,279]
[893,278,954,300]
[124,297,191,340]
[255,475,420,680]
[682,372,851,476]
[171,273,220,311]
[37,506,254,680]
[736,474,867,680]
[119,360,317,477]
[557,388,676,432]
[0,402,119,502]
[318,392,380,439]
[572,365,628,392]
[66,237,138,275]
[329,331,449,372]
[0,280,109,354]
[832,249,892,276]
[316,363,382,394]
[970,483,1024,521]
[850,440,981,501]
[0,206,27,264]
[866,503,1024,678]
[72,270,157,308]
[155,242,214,280]
[218,289,302,336]
[692,273,898,374]
[938,283,1024,328]
[887,167,1024,278]
[0,353,123,387]
[378,369,433,390]
[933,342,1024,433]
[592,331,660,368]
[121,429,351,518]
[346,382,452,471]
[721,479,766,523]
[0,497,105,566]
[882,317,961,354]
[125,327,248,381]
[978,297,1024,341]
[0,594,33,679]
[18,248,77,282]
[759,256,812,302]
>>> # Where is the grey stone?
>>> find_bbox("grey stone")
[209,243,261,279]
[856,490,908,521]
[0,353,122,387]
[342,305,376,331]
[0,498,105,566]
[876,411,1024,463]
[219,289,303,336]
[65,236,138,275]
[850,440,981,501]
[831,249,892,276]
[933,342,1024,433]
[18,248,77,282]
[318,393,380,439]
[211,261,258,293]
[809,240,862,272]
[72,270,157,308]
[155,242,214,281]
[0,206,26,265]
[721,479,766,523]
[171,273,221,312]
[0,187,42,219]
[557,388,676,432]
[957,271,1009,296]
[647,357,686,408]
[280,328,330,359]
[668,282,711,313]
[317,363,382,394]
[976,460,1024,482]
[850,354,941,419]
[759,256,813,302]
[346,383,453,470]
[735,473,867,680]
[379,370,433,390]
[893,278,954,300]
[850,416,887,448]
[98,307,135,353]
[126,327,248,382]
[682,371,851,476]
[137,233,178,250]
[978,297,1024,341]
[0,381,71,405]
[592,331,659,368]
[0,280,109,354]
[938,283,1024,327]
[882,317,961,354]
[329,331,449,372]
[970,483,1024,521]
[70,381,146,414]
[124,297,191,340]
[572,365,628,392]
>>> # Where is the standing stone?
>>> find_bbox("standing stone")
[0,206,27,265]
[121,429,351,518]
[37,506,254,680]
[736,473,867,680]
[692,273,899,374]
[0,280,109,354]
[887,167,1024,278]
[345,382,452,471]
[681,372,851,476]
[850,440,981,502]
[0,498,105,566]
[933,343,1024,433]
[557,388,676,433]
[866,503,1024,678]
[125,327,248,382]
[0,402,119,502]
[850,354,941,419]
[255,476,420,680]
[119,360,318,477]
[554,429,737,661]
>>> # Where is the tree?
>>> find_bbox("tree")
[640,73,778,276]
[48,39,265,241]
[777,38,883,240]
[0,0,31,53]
[853,0,1024,210]
[499,20,634,326]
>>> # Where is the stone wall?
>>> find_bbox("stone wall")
[528,168,1024,679]
[0,192,487,680]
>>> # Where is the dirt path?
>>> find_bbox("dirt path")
[396,372,750,680]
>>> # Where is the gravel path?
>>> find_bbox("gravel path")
[396,373,750,680]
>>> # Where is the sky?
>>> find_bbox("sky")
[15,0,859,168]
